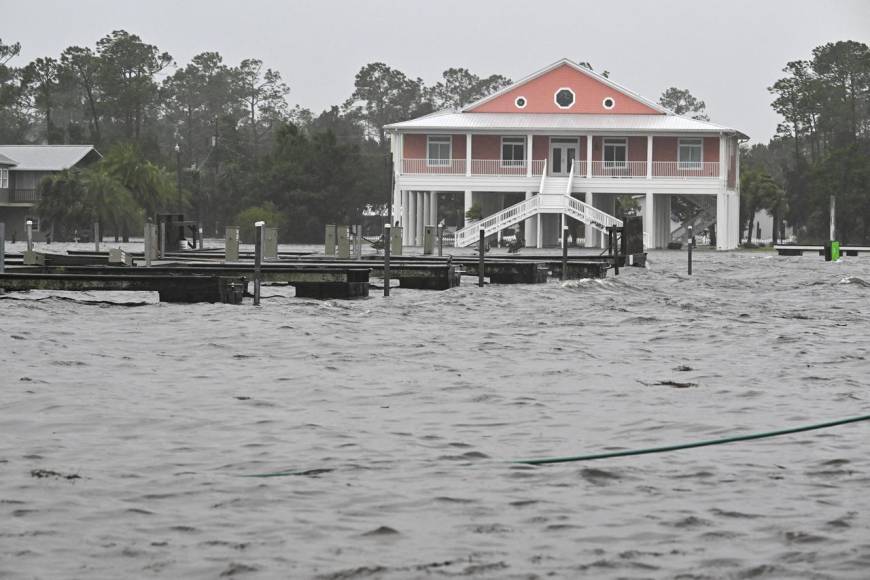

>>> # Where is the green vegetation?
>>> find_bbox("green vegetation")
[0,31,511,240]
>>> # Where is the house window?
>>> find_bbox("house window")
[501,137,525,167]
[603,138,627,167]
[678,138,703,168]
[554,88,575,109]
[0,168,8,189]
[427,135,452,166]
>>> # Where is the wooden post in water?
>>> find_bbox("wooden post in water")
[26,220,33,253]
[687,225,694,276]
[159,221,166,260]
[561,226,569,281]
[438,224,443,257]
[144,219,153,267]
[383,223,391,297]
[94,222,100,253]
[478,227,485,287]
[0,222,5,273]
[253,220,264,305]
[198,224,204,249]
[829,195,836,241]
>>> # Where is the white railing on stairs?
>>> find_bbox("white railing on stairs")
[454,196,541,247]
[566,161,575,195]
[565,196,623,234]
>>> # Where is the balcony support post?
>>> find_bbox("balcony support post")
[464,189,473,227]
[416,191,425,246]
[526,134,533,177]
[646,135,653,179]
[586,134,593,178]
[644,192,655,250]
[466,133,472,176]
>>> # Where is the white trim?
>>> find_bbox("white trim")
[460,58,670,114]
[602,97,615,110]
[554,87,575,110]
[514,96,527,109]
[500,136,526,168]
[426,135,452,167]
[0,168,8,189]
[677,137,704,169]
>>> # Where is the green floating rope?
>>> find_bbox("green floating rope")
[513,413,870,465]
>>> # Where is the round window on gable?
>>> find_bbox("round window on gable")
[554,88,575,109]
[602,97,615,110]
[515,96,527,109]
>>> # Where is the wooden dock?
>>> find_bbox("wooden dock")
[774,245,870,256]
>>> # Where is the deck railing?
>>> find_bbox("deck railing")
[11,189,39,202]
[400,159,722,179]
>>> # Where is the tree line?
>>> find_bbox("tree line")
[742,40,870,245]
[0,31,511,241]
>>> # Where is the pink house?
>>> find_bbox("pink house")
[385,59,745,249]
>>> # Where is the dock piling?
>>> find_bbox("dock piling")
[225,226,240,262]
[687,225,694,275]
[384,223,391,297]
[26,220,33,253]
[561,226,568,281]
[94,222,100,253]
[478,228,485,287]
[253,221,264,305]
[159,221,166,260]
[0,222,5,274]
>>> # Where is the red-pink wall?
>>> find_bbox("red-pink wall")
[533,136,548,160]
[704,137,719,162]
[652,136,720,162]
[471,135,500,159]
[403,134,467,159]
[469,64,662,115]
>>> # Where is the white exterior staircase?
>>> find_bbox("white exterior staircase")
[454,161,623,248]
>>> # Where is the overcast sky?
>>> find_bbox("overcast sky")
[4,0,869,143]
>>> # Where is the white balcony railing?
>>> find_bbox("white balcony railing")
[651,161,720,178]
[400,159,721,179]
[470,159,528,175]
[589,161,648,178]
[401,159,465,175]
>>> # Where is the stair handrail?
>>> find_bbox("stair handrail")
[453,196,540,247]
[565,196,623,234]
[538,160,547,194]
[566,160,575,195]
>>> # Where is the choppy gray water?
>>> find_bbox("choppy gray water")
[1,249,869,579]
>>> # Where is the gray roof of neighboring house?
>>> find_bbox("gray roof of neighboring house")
[386,111,745,137]
[0,152,17,166]
[0,145,100,171]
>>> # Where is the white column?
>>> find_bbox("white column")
[655,194,671,248]
[422,192,429,228]
[561,214,566,248]
[646,135,653,179]
[524,190,536,247]
[416,191,424,245]
[536,214,542,249]
[465,133,472,176]
[408,191,417,246]
[729,190,740,249]
[719,134,727,185]
[716,191,727,251]
[645,192,655,249]
[586,134,593,177]
[599,195,614,249]
[402,190,410,245]
[526,134,534,177]
[464,189,473,226]
[430,191,438,226]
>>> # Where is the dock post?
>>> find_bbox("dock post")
[254,220,264,305]
[225,226,240,262]
[159,221,166,260]
[687,225,693,276]
[264,227,278,260]
[144,219,153,267]
[829,195,836,242]
[324,224,336,256]
[0,222,4,273]
[198,224,204,249]
[94,222,100,253]
[561,226,568,281]
[384,223,391,297]
[26,219,33,253]
[478,227,485,287]
[438,225,443,257]
[337,225,350,259]
[352,225,362,260]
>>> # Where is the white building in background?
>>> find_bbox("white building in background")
[385,59,746,249]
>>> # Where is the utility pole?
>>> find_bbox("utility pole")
[175,143,182,213]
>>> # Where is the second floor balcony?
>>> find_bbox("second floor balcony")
[400,159,721,179]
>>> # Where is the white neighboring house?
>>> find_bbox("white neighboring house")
[385,59,746,249]
[0,145,102,240]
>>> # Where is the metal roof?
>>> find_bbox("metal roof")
[0,152,17,166]
[0,145,100,171]
[385,111,744,136]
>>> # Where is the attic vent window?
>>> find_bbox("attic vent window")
[602,97,615,110]
[514,96,527,109]
[554,88,575,109]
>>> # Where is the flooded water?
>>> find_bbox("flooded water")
[1,248,869,579]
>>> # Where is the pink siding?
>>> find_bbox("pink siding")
[703,137,719,162]
[533,136,548,160]
[468,64,662,115]
[453,134,466,159]
[471,135,500,159]
[627,137,647,162]
[653,137,677,162]
[403,134,426,159]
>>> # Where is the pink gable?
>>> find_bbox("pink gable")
[467,64,663,115]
